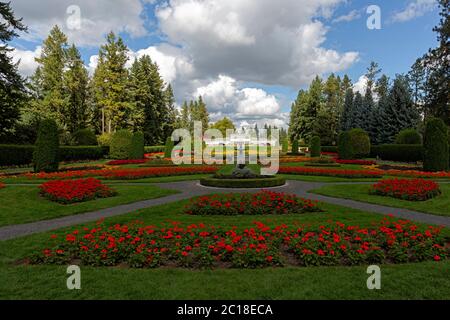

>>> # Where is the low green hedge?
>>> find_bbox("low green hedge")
[0,144,34,167]
[321,146,338,153]
[0,145,106,167]
[59,146,105,162]
[303,163,342,167]
[144,146,165,153]
[370,144,423,162]
[200,176,286,188]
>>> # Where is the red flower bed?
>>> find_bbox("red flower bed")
[25,166,220,180]
[278,166,383,178]
[106,159,148,165]
[336,159,376,165]
[185,190,321,215]
[370,178,441,201]
[0,182,5,189]
[30,217,449,268]
[39,178,117,204]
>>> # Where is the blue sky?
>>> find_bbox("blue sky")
[10,0,441,127]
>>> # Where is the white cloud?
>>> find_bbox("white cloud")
[353,75,368,95]
[391,0,437,23]
[10,0,148,46]
[332,9,361,23]
[9,46,42,77]
[194,75,285,126]
[156,0,359,87]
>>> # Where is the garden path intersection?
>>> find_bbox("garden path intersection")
[1,180,449,241]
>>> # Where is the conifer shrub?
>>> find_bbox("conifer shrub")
[395,128,422,145]
[164,136,175,158]
[33,119,59,173]
[423,118,449,172]
[130,132,145,160]
[309,136,321,157]
[291,139,299,154]
[338,131,354,160]
[72,129,98,146]
[110,130,133,160]
[348,128,370,158]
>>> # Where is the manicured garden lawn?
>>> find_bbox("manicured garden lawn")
[0,198,448,299]
[310,183,450,217]
[0,185,178,226]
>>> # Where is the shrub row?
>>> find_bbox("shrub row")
[370,144,423,162]
[144,146,166,153]
[321,146,338,153]
[0,145,107,166]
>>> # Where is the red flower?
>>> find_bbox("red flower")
[434,255,441,261]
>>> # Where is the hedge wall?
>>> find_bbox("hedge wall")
[370,144,423,162]
[321,146,338,153]
[0,145,106,167]
[144,145,165,153]
[200,176,286,188]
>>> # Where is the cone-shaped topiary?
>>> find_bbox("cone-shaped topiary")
[110,130,133,160]
[281,138,288,153]
[338,131,354,160]
[348,128,370,159]
[130,132,144,159]
[423,118,449,172]
[164,136,175,158]
[292,139,299,154]
[310,136,321,157]
[33,119,59,172]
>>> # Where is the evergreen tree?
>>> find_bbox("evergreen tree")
[340,89,354,131]
[63,44,89,133]
[92,32,130,133]
[179,101,190,129]
[374,75,390,144]
[382,75,420,142]
[322,73,340,144]
[351,92,365,130]
[31,25,68,126]
[163,84,178,139]
[0,1,27,137]
[418,0,449,125]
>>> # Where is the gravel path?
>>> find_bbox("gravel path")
[0,180,449,241]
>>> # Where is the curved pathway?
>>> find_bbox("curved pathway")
[0,180,449,241]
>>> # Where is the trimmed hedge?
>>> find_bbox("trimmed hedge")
[321,146,338,153]
[164,136,175,158]
[72,129,98,146]
[0,145,34,167]
[144,145,165,153]
[395,129,422,145]
[370,144,423,162]
[0,145,106,167]
[130,132,145,160]
[348,128,370,158]
[424,118,449,172]
[338,131,354,160]
[200,176,286,188]
[291,139,299,155]
[33,119,59,173]
[110,130,133,160]
[309,136,321,157]
[59,146,105,162]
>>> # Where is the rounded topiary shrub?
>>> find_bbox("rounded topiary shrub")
[97,133,112,147]
[338,131,354,160]
[33,119,59,173]
[110,129,133,160]
[72,128,98,146]
[348,128,370,159]
[309,136,321,157]
[395,128,422,145]
[164,136,175,159]
[291,139,299,155]
[129,132,145,160]
[423,118,449,172]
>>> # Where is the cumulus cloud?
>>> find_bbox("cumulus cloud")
[194,75,286,126]
[352,75,368,95]
[10,0,148,46]
[9,46,42,77]
[391,0,437,23]
[156,0,359,87]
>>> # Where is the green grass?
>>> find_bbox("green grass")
[310,183,450,217]
[0,199,448,299]
[0,185,178,227]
